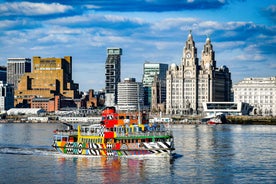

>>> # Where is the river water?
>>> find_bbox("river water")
[0,123,275,184]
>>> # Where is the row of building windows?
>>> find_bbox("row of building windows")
[236,88,275,91]
[238,96,274,99]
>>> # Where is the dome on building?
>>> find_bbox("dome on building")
[188,30,193,40]
[206,36,211,43]
[170,63,178,70]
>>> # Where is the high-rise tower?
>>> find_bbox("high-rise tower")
[117,78,143,111]
[0,81,14,112]
[7,58,31,89]
[0,66,7,84]
[142,62,168,111]
[105,48,122,106]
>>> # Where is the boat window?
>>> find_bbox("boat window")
[134,126,139,132]
[55,136,61,141]
[107,115,113,120]
[117,127,121,133]
[62,137,68,142]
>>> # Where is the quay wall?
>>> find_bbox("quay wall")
[1,115,276,125]
[227,116,276,125]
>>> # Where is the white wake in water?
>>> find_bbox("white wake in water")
[0,146,58,156]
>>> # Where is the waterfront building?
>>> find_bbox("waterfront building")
[117,78,144,111]
[31,97,56,112]
[84,89,105,108]
[105,48,122,106]
[31,95,88,112]
[7,58,31,90]
[14,56,79,108]
[166,32,232,115]
[142,62,168,111]
[202,102,252,117]
[0,66,7,84]
[0,81,14,112]
[7,108,46,116]
[151,75,167,112]
[233,77,276,116]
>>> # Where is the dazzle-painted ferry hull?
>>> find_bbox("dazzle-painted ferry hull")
[53,141,174,157]
[52,106,175,157]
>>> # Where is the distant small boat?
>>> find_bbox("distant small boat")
[207,117,222,125]
[207,113,227,125]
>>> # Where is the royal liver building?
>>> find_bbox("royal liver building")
[166,32,232,115]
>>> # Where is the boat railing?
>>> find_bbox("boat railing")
[80,132,103,136]
[116,130,173,138]
[54,129,78,136]
[54,128,174,138]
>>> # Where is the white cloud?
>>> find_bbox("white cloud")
[199,21,222,29]
[0,2,73,16]
[0,20,18,29]
[152,17,198,30]
[83,5,101,10]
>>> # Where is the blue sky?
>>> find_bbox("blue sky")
[0,0,275,91]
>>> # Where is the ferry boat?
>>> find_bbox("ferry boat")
[52,107,175,157]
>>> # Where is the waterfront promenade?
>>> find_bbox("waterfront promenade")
[1,115,276,125]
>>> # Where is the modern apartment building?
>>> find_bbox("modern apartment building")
[166,32,232,115]
[105,48,122,106]
[7,58,31,89]
[117,78,144,111]
[14,56,79,107]
[0,81,14,112]
[233,77,276,116]
[142,62,168,110]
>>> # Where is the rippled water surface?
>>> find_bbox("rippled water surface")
[0,123,275,184]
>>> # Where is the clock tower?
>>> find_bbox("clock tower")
[201,36,216,70]
[180,31,199,114]
[182,30,198,68]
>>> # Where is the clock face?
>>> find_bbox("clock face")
[186,52,191,59]
[205,63,210,68]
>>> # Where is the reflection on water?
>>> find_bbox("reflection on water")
[53,155,173,184]
[172,124,276,183]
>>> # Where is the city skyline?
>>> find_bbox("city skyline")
[0,0,275,91]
